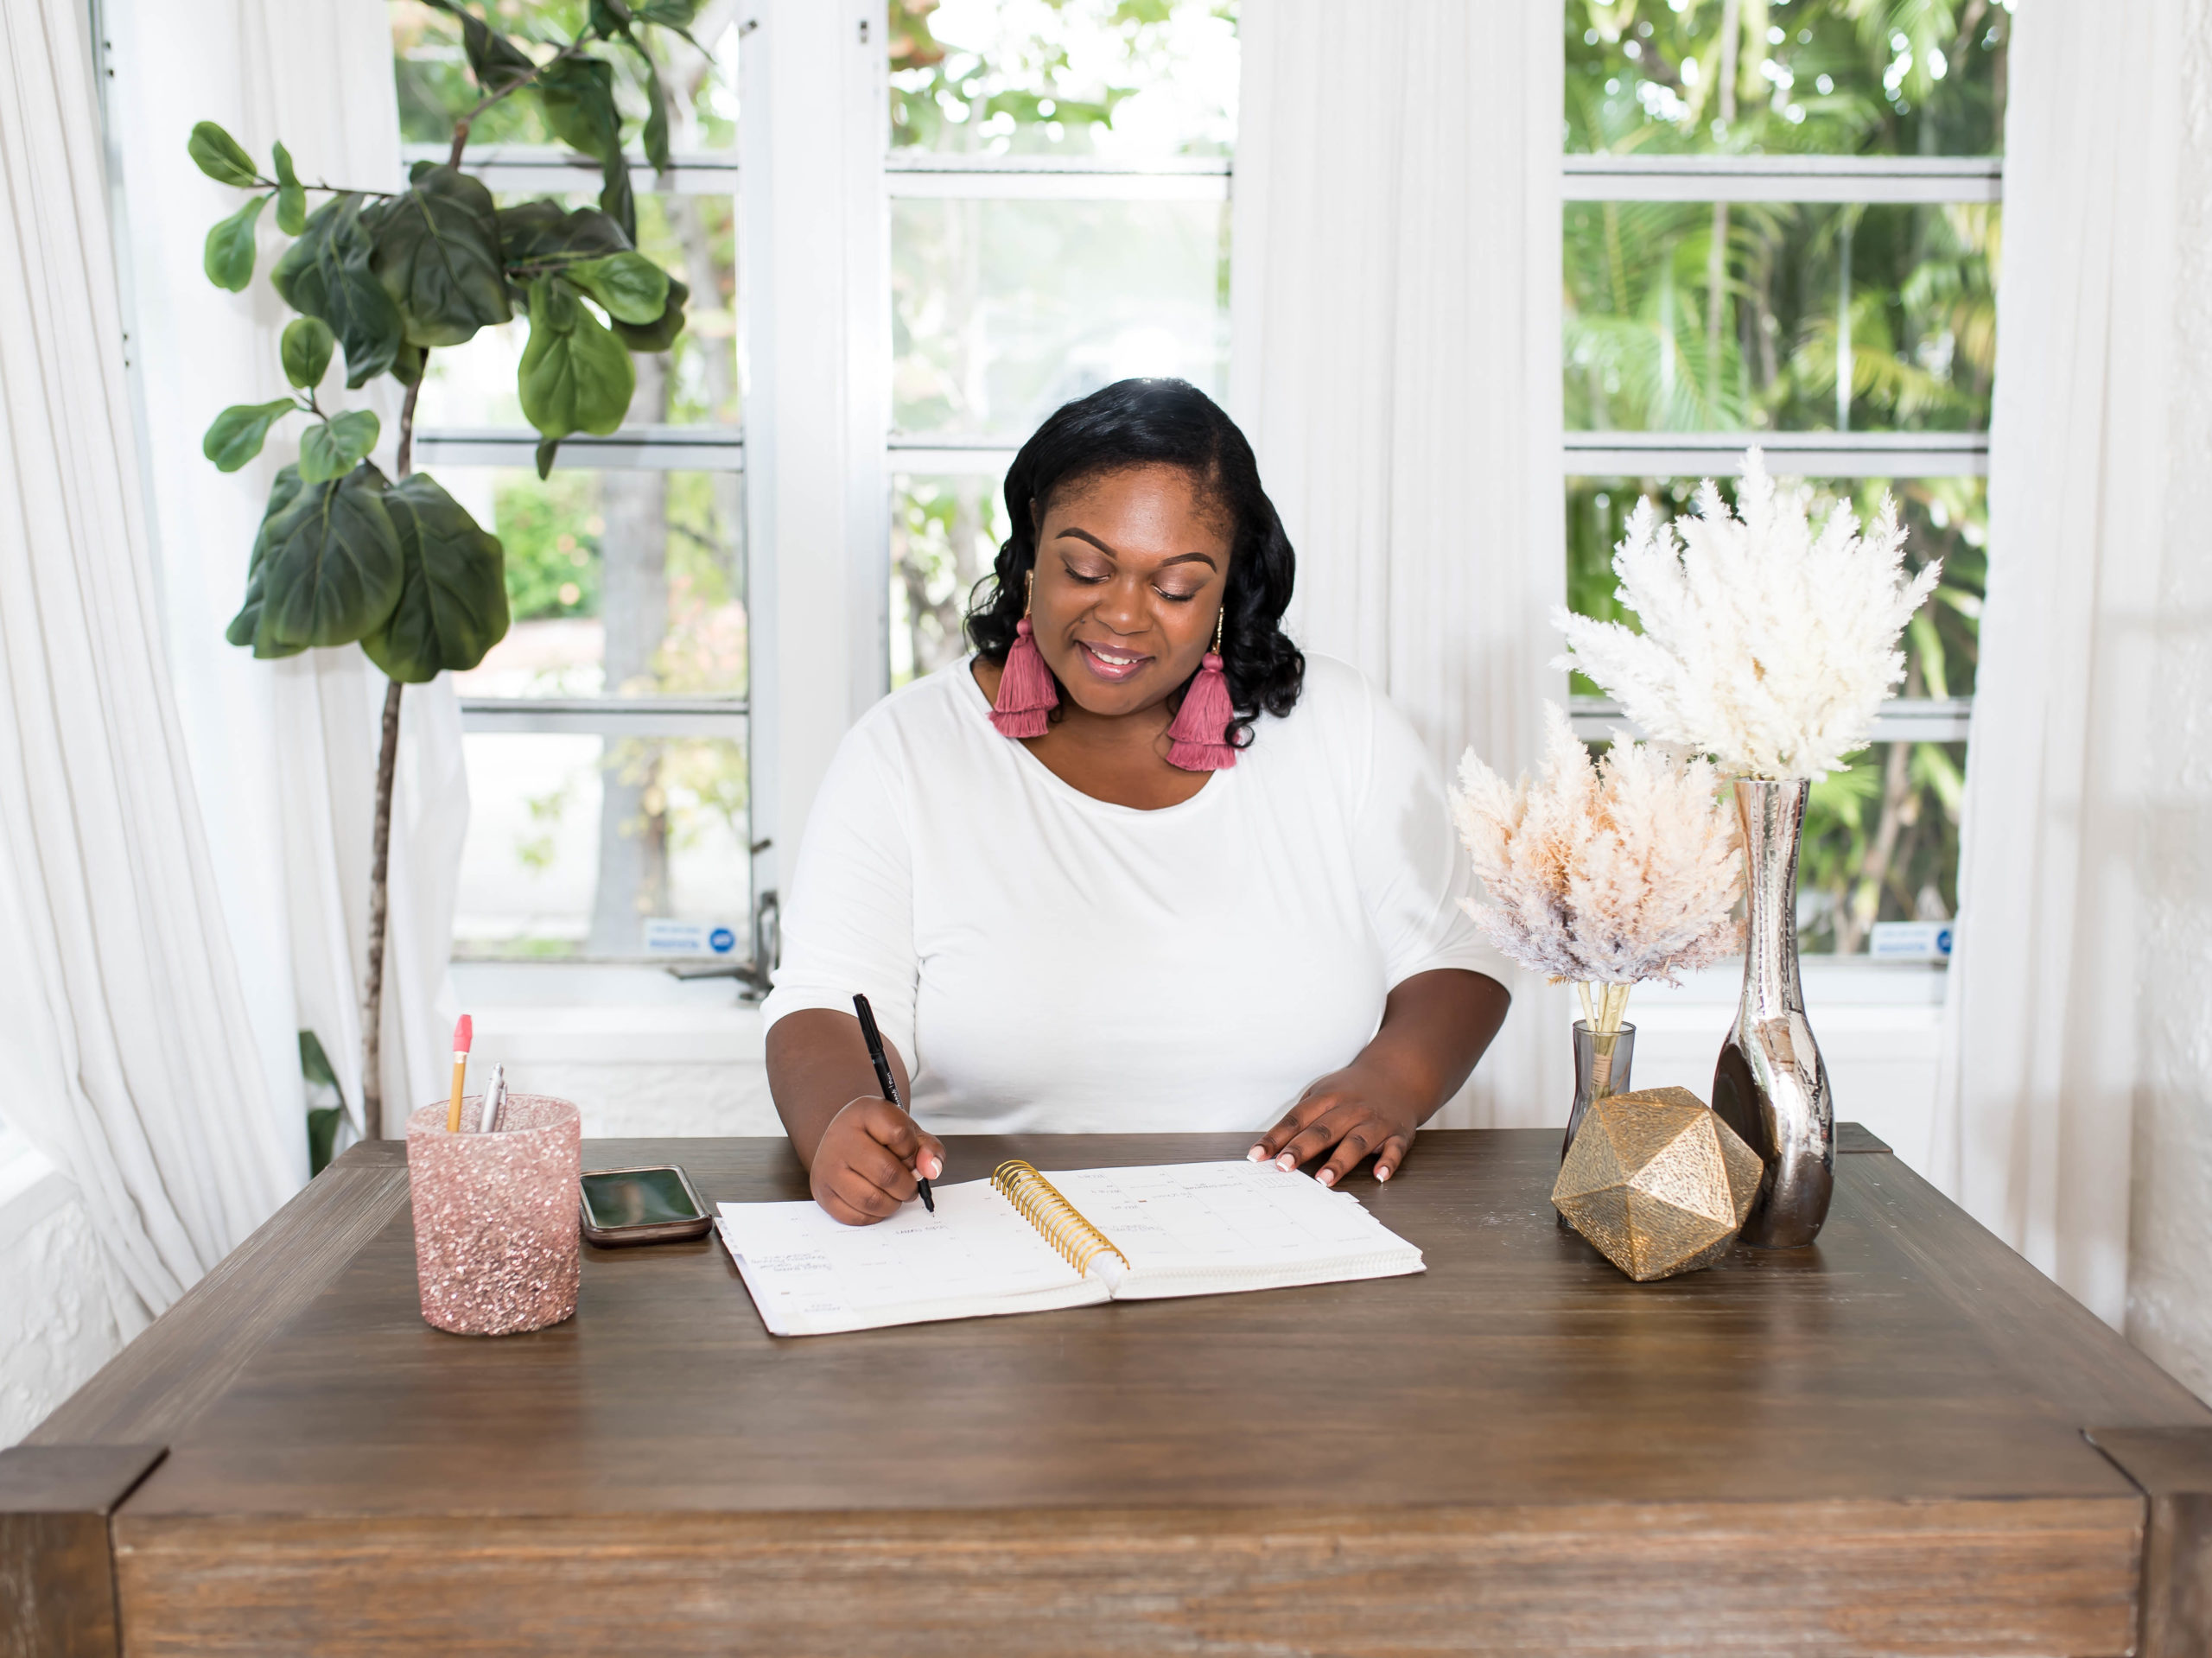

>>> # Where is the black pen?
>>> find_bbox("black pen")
[853,994,932,1212]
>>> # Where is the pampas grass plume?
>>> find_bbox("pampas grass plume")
[1452,706,1743,988]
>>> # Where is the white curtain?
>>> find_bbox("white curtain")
[0,0,296,1330]
[1934,0,2212,1337]
[1230,0,1570,1125]
[105,0,467,1147]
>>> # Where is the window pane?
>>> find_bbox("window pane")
[891,470,1012,688]
[1797,739,1964,954]
[893,197,1230,440]
[415,192,740,431]
[1564,200,1999,435]
[455,734,751,960]
[1566,1,2009,157]
[393,4,740,149]
[1567,473,1980,956]
[890,0,1237,160]
[438,467,747,700]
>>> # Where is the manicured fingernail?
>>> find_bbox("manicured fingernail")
[1247,1145,1266,1161]
[1317,1169,1336,1187]
[1275,1153,1295,1171]
[1376,1165,1392,1181]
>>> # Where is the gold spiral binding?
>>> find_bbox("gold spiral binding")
[990,1160,1129,1278]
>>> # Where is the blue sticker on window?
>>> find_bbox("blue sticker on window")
[709,927,737,954]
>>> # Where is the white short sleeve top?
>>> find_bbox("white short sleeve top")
[759,654,1507,1134]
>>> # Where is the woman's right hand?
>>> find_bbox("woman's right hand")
[809,1096,945,1225]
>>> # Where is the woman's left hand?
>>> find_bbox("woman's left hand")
[1248,1063,1422,1187]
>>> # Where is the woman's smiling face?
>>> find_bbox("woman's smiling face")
[1027,463,1232,720]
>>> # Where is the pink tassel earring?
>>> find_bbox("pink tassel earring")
[989,569,1058,739]
[1165,608,1236,772]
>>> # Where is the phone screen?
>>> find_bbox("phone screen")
[582,1168,703,1229]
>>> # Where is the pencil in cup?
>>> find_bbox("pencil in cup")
[446,1013,474,1133]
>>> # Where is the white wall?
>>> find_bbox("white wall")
[2119,1,2212,1402]
[0,1144,124,1445]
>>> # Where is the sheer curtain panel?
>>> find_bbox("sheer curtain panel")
[0,0,295,1328]
[105,0,467,1147]
[1229,0,1568,1126]
[1935,0,2212,1346]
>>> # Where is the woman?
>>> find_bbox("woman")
[762,378,1510,1224]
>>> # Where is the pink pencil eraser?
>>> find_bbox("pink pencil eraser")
[453,1013,473,1055]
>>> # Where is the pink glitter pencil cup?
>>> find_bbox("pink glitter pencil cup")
[405,1093,582,1336]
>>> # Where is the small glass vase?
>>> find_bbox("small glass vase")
[1563,1019,1636,1159]
[1558,1020,1635,1225]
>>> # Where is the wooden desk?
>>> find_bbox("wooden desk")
[7,1129,2211,1655]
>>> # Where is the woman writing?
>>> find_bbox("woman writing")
[762,378,1511,1223]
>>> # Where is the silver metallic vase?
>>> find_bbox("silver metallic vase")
[1711,779,1834,1248]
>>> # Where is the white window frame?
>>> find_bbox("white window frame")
[427,22,1995,975]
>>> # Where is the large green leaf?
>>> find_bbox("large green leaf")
[609,273,688,353]
[497,200,632,295]
[245,464,404,656]
[420,0,537,93]
[204,194,268,292]
[519,275,635,441]
[272,194,404,387]
[366,165,512,348]
[281,316,334,390]
[226,465,310,653]
[298,410,381,484]
[632,0,703,47]
[271,142,308,236]
[360,473,511,683]
[639,60,671,173]
[188,121,260,187]
[204,397,301,472]
[537,56,634,239]
[609,29,674,173]
[566,252,668,324]
[537,55,621,162]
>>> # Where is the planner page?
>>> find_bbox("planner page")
[1041,1160,1425,1299]
[716,1178,1108,1337]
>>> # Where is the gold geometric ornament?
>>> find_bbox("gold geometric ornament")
[1552,1086,1765,1281]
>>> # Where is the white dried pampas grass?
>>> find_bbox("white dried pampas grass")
[1553,449,1940,781]
[1452,705,1743,993]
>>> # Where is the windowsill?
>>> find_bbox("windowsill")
[452,961,766,1064]
[1634,956,1948,1007]
[0,1129,73,1257]
[450,956,1946,1064]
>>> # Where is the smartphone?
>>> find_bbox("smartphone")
[579,1165,713,1246]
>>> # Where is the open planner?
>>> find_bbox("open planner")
[715,1159,1425,1337]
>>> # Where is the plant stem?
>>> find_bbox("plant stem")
[361,677,404,1138]
[396,376,422,480]
[448,33,595,167]
[1580,981,1635,1098]
[359,371,428,1137]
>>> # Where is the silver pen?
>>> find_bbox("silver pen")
[480,1062,508,1133]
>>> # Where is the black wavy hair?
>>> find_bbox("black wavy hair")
[965,378,1304,748]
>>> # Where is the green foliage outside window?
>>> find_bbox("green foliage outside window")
[1564,0,2008,953]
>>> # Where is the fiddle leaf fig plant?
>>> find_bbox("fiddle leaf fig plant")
[194,0,697,1137]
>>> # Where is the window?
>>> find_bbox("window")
[886,0,1237,686]
[395,2,1981,975]
[392,10,751,967]
[1563,1,2006,953]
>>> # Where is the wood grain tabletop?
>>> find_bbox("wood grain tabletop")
[10,1128,2209,1656]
